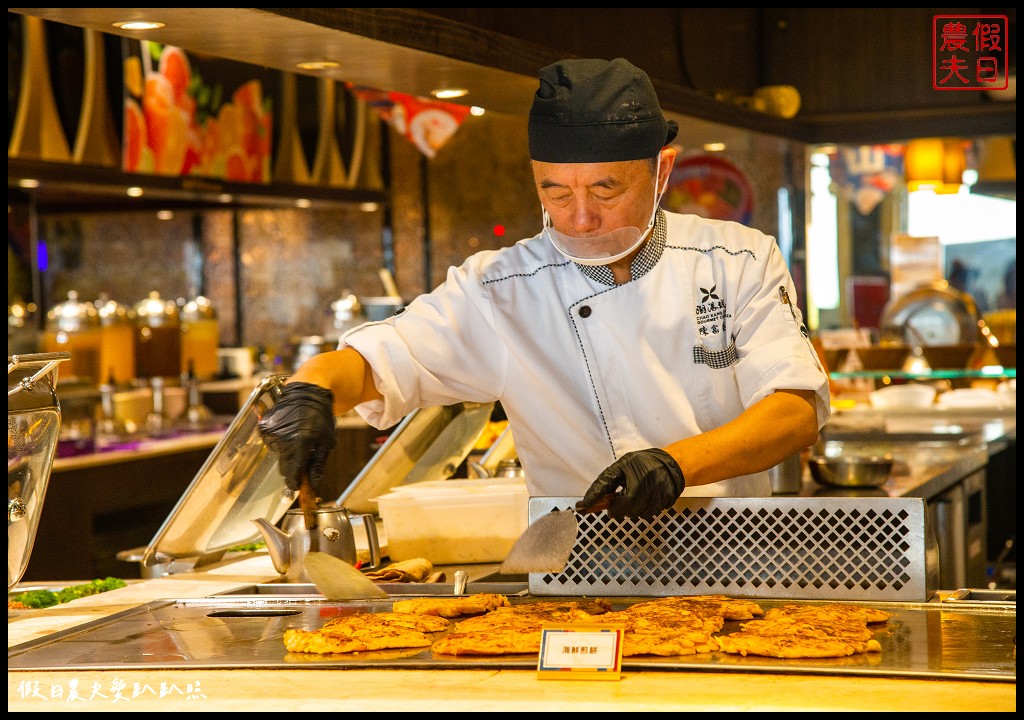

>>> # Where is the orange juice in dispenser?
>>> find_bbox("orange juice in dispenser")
[180,294,219,380]
[41,291,102,383]
[95,295,136,385]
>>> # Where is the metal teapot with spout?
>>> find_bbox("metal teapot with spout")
[253,504,381,583]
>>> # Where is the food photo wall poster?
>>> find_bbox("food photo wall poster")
[121,39,276,183]
[661,153,755,226]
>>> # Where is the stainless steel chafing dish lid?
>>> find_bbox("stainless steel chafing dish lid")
[141,378,494,566]
[336,401,495,515]
[141,374,295,568]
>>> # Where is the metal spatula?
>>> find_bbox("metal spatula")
[498,495,611,575]
[303,551,388,600]
[499,509,579,575]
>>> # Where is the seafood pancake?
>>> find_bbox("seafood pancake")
[433,600,611,656]
[391,593,510,618]
[715,603,888,658]
[762,603,892,625]
[282,612,448,655]
[431,630,543,656]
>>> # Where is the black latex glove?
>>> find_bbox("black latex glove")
[257,382,337,494]
[576,449,686,520]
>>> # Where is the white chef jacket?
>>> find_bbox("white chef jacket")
[342,209,830,498]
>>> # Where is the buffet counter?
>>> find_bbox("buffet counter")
[9,408,1016,711]
[7,554,1016,712]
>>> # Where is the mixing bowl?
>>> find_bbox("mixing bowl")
[808,454,893,488]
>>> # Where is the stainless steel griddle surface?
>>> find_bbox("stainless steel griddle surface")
[7,594,1016,682]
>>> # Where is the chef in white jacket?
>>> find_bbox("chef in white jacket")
[259,57,829,519]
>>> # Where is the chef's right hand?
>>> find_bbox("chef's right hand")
[257,382,337,495]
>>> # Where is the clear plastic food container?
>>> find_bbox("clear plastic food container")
[375,478,528,564]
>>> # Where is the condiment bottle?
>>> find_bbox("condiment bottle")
[179,293,219,380]
[95,294,136,385]
[41,291,103,383]
[133,291,182,380]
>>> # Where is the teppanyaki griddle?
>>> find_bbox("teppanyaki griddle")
[7,593,1016,682]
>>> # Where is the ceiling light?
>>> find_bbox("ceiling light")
[359,202,380,212]
[17,178,39,189]
[296,199,312,208]
[431,88,468,100]
[703,142,727,152]
[218,194,233,203]
[126,187,144,198]
[156,210,174,220]
[469,106,485,116]
[296,60,340,71]
[112,21,166,31]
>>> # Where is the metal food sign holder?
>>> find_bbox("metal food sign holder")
[528,496,937,602]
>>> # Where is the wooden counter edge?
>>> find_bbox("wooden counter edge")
[7,667,1015,712]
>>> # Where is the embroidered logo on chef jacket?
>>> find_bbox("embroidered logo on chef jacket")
[693,284,736,368]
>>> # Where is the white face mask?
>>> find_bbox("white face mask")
[543,154,665,266]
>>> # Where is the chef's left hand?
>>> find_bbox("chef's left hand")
[577,449,686,520]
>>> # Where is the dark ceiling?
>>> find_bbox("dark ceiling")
[9,8,1016,145]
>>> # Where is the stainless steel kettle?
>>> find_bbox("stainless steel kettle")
[253,504,381,583]
[8,352,70,589]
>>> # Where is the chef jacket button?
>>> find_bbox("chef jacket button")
[579,305,592,318]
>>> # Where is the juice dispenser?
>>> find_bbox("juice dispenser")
[95,295,136,385]
[133,291,182,380]
[40,291,102,384]
[180,294,219,380]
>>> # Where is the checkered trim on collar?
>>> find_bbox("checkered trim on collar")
[576,209,667,286]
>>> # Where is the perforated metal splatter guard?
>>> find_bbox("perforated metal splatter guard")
[527,497,937,602]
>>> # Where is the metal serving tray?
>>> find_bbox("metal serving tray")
[7,595,1015,681]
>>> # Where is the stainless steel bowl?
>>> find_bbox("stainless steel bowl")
[808,455,893,488]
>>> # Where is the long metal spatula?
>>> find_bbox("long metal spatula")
[303,551,388,600]
[498,496,611,575]
[499,509,579,575]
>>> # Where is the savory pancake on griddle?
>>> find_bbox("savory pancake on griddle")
[282,611,449,655]
[714,602,889,658]
[432,599,612,656]
[391,593,510,618]
[320,611,449,635]
[762,602,892,625]
[282,592,891,661]
[628,594,765,621]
